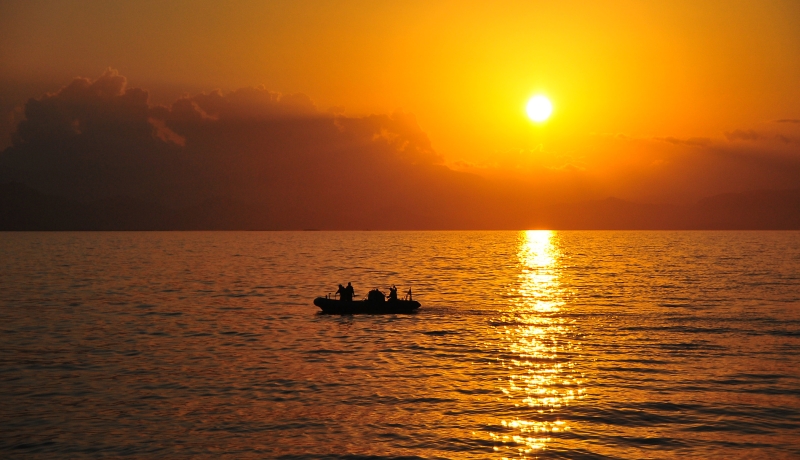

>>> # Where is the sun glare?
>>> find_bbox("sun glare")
[526,95,553,123]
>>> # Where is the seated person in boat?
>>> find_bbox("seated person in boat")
[367,288,385,302]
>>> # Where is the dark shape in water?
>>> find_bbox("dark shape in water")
[314,289,421,314]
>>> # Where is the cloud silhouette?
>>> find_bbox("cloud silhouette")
[1,70,800,229]
[654,136,711,147]
[0,70,487,229]
[725,129,763,142]
[2,69,182,203]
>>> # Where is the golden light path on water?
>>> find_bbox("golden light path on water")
[491,230,585,458]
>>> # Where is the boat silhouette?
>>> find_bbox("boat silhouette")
[314,288,420,314]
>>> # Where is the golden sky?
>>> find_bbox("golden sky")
[1,0,799,210]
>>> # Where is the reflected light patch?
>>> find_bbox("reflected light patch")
[522,230,556,270]
[518,230,560,313]
[488,230,585,457]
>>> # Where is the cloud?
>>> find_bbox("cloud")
[182,86,318,121]
[2,69,181,203]
[724,129,763,142]
[721,123,799,145]
[0,70,481,229]
[530,128,800,205]
[776,119,800,124]
[2,70,799,228]
[654,136,711,147]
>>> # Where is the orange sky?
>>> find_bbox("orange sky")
[1,0,799,208]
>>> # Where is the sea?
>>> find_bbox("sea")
[1,231,799,459]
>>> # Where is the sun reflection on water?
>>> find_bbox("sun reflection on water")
[490,230,585,457]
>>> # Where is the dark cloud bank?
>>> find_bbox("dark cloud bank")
[1,70,799,230]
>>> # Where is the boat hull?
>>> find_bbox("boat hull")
[314,297,421,314]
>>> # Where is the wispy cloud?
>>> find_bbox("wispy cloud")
[724,129,763,141]
[654,136,711,147]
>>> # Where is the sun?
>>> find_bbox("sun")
[526,95,553,122]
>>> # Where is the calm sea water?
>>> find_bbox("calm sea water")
[1,231,799,459]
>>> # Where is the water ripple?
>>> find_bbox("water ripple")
[1,230,799,458]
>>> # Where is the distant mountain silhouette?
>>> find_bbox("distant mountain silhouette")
[1,182,798,230]
[528,189,800,230]
[531,197,684,230]
[691,189,800,229]
[0,183,92,230]
[0,183,278,230]
[528,190,800,230]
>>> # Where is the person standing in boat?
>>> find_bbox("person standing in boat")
[345,282,355,301]
[388,285,398,301]
[336,284,348,301]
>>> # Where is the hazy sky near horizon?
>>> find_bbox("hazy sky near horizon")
[1,0,799,206]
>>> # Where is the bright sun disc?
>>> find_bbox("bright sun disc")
[526,95,553,122]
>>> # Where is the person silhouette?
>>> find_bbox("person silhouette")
[336,284,347,300]
[345,282,355,301]
[388,285,398,301]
